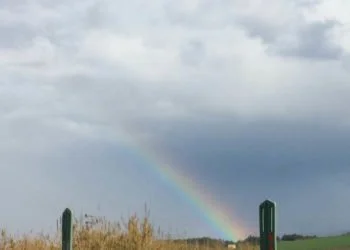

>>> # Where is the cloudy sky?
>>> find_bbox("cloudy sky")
[1,0,350,241]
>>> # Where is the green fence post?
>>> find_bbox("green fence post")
[259,200,277,250]
[62,208,73,250]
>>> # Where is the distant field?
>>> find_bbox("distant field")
[278,235,350,250]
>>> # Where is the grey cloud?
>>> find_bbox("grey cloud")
[0,108,182,234]
[0,1,90,43]
[162,0,345,61]
[341,54,350,70]
[163,1,231,30]
[179,40,206,66]
[0,0,30,8]
[85,1,107,28]
[136,115,350,180]
[271,20,344,60]
[237,17,279,44]
[47,57,350,135]
[294,0,323,8]
[239,16,344,60]
[0,24,37,49]
[84,0,120,30]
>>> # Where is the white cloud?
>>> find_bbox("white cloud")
[77,29,179,81]
[0,36,56,65]
[1,0,349,128]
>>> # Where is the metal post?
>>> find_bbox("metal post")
[259,200,277,250]
[62,208,73,250]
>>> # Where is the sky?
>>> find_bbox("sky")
[1,0,350,241]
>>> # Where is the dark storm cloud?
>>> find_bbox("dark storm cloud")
[139,115,350,184]
[131,114,350,235]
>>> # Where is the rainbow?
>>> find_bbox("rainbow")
[118,127,250,241]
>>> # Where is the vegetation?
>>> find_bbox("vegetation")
[280,233,317,241]
[0,209,350,249]
[278,235,350,250]
[237,234,350,250]
[0,211,239,250]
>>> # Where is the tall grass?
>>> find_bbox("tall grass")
[5,211,349,249]
[0,211,256,250]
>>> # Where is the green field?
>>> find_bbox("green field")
[277,235,350,250]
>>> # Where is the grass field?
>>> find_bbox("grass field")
[278,235,350,250]
[1,212,350,249]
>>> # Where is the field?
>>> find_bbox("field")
[278,235,350,250]
[0,212,236,250]
[1,212,350,250]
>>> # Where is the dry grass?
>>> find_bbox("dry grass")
[0,212,256,250]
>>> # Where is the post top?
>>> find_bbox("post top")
[63,208,72,214]
[260,199,275,206]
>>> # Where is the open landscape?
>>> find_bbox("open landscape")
[1,211,350,250]
[2,0,350,250]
